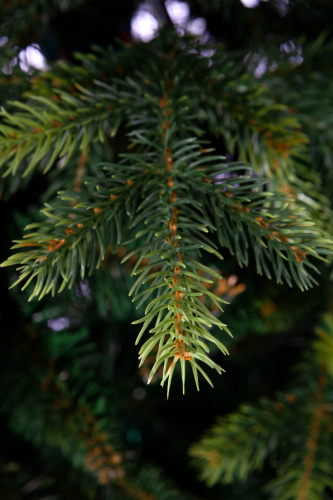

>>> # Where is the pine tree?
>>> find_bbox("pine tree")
[0,1,333,499]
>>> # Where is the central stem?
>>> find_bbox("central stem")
[160,87,191,362]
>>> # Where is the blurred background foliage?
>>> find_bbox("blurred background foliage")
[1,0,333,499]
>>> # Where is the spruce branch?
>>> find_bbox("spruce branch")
[1,175,135,300]
[201,43,333,231]
[1,35,333,393]
[0,320,125,488]
[190,316,333,497]
[0,88,118,178]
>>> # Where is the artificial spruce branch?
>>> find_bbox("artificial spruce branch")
[1,33,333,393]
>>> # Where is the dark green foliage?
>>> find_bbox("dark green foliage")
[1,1,333,499]
[1,37,332,393]
[190,316,333,499]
